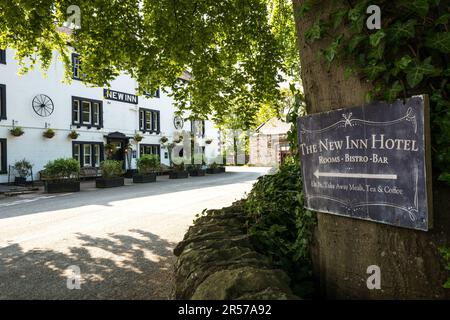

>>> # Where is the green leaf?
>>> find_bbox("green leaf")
[322,36,342,64]
[364,62,386,80]
[425,32,450,53]
[369,30,385,47]
[435,14,450,26]
[388,20,416,42]
[395,56,412,70]
[406,57,441,88]
[347,35,366,53]
[384,81,403,101]
[438,173,450,184]
[305,19,323,42]
[331,9,347,29]
[409,0,429,17]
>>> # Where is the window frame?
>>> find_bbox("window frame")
[0,139,6,174]
[0,84,6,120]
[72,141,104,168]
[139,108,160,134]
[71,96,103,129]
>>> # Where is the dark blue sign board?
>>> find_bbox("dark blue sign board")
[297,95,432,231]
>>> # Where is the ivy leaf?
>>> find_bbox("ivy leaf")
[425,32,450,53]
[409,0,429,17]
[369,30,385,47]
[331,9,347,29]
[347,35,365,53]
[406,57,441,88]
[364,62,386,80]
[305,19,323,42]
[384,81,403,101]
[435,14,450,26]
[388,20,416,42]
[395,56,412,70]
[322,36,342,64]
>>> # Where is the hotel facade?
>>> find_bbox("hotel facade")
[0,48,221,183]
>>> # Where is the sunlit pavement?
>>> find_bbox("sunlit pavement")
[0,166,271,299]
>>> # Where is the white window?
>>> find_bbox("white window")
[83,144,91,167]
[72,100,80,124]
[93,144,100,167]
[0,139,6,174]
[82,101,91,124]
[146,111,152,130]
[0,84,5,120]
[139,110,145,130]
[153,112,158,131]
[73,144,80,162]
[93,103,100,125]
[72,54,81,79]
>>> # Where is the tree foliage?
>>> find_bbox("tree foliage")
[0,0,299,129]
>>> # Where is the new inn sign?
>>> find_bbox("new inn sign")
[297,95,432,231]
[103,89,138,104]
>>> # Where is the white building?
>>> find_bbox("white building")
[0,48,221,183]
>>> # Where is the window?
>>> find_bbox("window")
[140,144,160,157]
[0,139,6,174]
[0,84,5,120]
[144,88,160,98]
[0,50,5,64]
[139,108,160,133]
[73,142,104,167]
[191,120,205,137]
[72,97,103,128]
[72,53,81,80]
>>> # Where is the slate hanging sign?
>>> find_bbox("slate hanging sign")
[297,95,432,231]
[103,89,138,104]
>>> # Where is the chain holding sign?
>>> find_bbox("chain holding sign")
[297,95,432,231]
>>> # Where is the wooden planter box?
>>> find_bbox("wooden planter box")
[45,180,81,193]
[133,173,157,183]
[189,169,206,177]
[96,177,125,188]
[206,167,226,174]
[169,171,189,179]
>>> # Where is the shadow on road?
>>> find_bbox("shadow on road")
[0,229,176,299]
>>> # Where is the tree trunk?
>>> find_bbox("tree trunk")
[293,0,450,299]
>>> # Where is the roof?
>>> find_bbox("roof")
[255,117,291,135]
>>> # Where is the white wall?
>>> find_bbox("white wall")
[0,48,221,183]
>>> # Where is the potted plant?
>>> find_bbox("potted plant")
[10,127,24,137]
[133,133,143,142]
[206,160,226,174]
[169,161,189,179]
[43,128,56,139]
[159,136,169,144]
[43,158,80,193]
[188,153,206,177]
[96,160,124,188]
[133,154,160,183]
[68,130,79,139]
[13,159,33,185]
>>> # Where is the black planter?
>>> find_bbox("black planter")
[124,169,137,178]
[189,169,206,177]
[169,171,189,179]
[206,167,225,174]
[133,173,157,183]
[14,177,27,186]
[45,180,80,193]
[96,177,125,188]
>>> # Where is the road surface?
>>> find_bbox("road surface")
[0,167,270,299]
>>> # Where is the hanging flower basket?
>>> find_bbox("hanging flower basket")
[10,127,25,137]
[43,128,56,139]
[160,136,169,144]
[134,133,144,142]
[68,130,79,139]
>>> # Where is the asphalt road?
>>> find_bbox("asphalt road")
[0,167,270,299]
